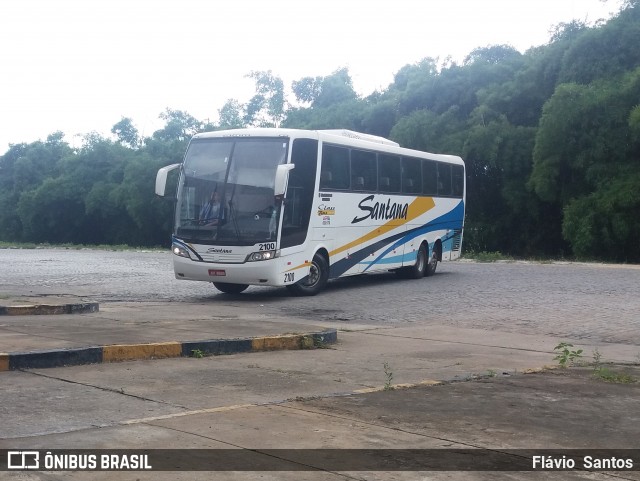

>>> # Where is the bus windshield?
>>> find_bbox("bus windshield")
[175,137,288,245]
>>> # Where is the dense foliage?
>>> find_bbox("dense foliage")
[1,2,639,261]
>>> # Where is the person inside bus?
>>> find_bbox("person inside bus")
[199,190,224,225]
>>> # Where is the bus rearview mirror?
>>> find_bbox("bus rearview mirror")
[274,163,295,197]
[155,163,180,196]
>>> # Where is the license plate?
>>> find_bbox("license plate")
[208,269,226,276]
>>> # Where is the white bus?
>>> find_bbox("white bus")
[155,128,465,296]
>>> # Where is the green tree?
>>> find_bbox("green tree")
[153,109,205,142]
[531,66,640,260]
[244,70,286,127]
[218,99,246,129]
[111,117,140,148]
[0,133,71,241]
[292,76,323,104]
[563,173,640,261]
[17,176,86,243]
[298,68,358,109]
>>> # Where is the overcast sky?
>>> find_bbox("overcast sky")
[0,0,623,153]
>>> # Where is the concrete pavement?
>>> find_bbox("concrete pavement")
[0,297,337,370]
[1,294,639,479]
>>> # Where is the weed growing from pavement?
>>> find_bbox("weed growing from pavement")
[593,367,636,384]
[383,362,394,391]
[553,342,583,367]
[592,349,603,370]
[191,349,205,358]
[313,335,331,349]
[300,335,331,349]
[590,349,637,383]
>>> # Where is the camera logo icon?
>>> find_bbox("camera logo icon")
[7,451,40,470]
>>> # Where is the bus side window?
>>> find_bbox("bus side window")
[378,154,400,193]
[320,145,349,189]
[452,164,465,198]
[401,157,422,194]
[437,163,453,196]
[422,160,437,196]
[350,149,376,191]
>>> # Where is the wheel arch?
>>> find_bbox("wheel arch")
[314,246,330,264]
[432,239,443,261]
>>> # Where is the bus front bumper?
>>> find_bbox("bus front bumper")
[172,255,287,286]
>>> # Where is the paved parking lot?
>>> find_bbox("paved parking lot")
[1,249,639,479]
[2,248,639,344]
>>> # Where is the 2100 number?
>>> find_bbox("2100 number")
[259,242,276,251]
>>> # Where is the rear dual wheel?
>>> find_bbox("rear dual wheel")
[408,243,427,279]
[425,245,438,277]
[397,243,438,279]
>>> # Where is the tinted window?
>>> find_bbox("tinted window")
[351,149,377,191]
[452,164,464,198]
[320,145,349,190]
[422,160,437,196]
[378,154,401,193]
[402,157,422,194]
[437,163,452,196]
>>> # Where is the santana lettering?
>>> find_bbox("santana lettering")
[352,195,409,224]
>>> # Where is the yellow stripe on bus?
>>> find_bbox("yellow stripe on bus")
[329,196,435,258]
[285,196,435,273]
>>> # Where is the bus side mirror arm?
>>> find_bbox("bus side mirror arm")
[155,163,181,196]
[274,163,295,198]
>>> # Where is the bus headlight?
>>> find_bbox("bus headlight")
[246,250,278,262]
[172,243,191,259]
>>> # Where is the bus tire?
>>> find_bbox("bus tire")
[409,243,428,279]
[425,243,439,277]
[213,282,249,294]
[286,253,329,296]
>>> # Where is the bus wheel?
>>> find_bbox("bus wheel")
[425,244,438,277]
[213,282,249,294]
[409,243,428,279]
[286,253,329,296]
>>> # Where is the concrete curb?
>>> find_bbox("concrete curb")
[0,302,99,316]
[0,329,337,371]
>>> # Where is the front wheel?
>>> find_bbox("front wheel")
[286,253,329,296]
[213,282,249,294]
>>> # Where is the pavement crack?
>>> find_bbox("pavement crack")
[280,402,486,448]
[361,330,554,354]
[132,424,362,479]
[21,370,191,410]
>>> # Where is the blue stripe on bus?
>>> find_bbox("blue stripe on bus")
[362,200,465,272]
[331,200,464,277]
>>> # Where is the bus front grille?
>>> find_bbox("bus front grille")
[200,253,246,263]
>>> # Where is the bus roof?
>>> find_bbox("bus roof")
[194,128,397,146]
[317,129,399,147]
[191,128,464,165]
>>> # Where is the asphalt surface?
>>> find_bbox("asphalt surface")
[1,249,639,480]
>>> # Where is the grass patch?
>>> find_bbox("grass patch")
[462,251,514,262]
[593,366,636,384]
